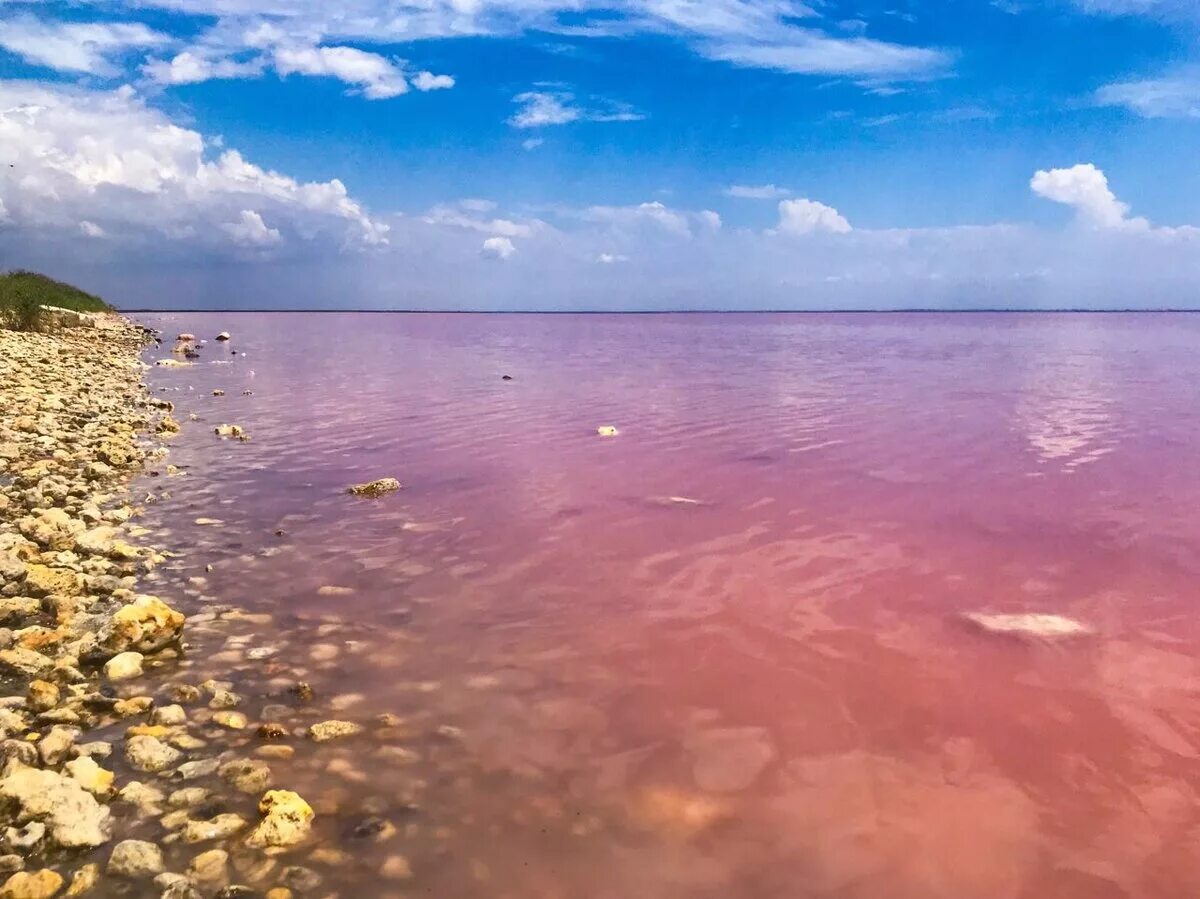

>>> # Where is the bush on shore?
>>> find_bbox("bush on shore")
[0,270,112,332]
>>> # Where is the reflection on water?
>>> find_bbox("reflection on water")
[1016,321,1119,471]
[134,312,1200,898]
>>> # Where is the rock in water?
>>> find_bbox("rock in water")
[245,791,314,848]
[0,766,112,848]
[124,735,182,773]
[0,869,63,898]
[97,595,185,656]
[103,651,144,681]
[107,840,164,878]
[215,332,231,341]
[963,612,1091,639]
[214,423,245,438]
[346,478,401,497]
[597,425,619,437]
[307,720,363,742]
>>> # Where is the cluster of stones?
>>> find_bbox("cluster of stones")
[0,321,323,898]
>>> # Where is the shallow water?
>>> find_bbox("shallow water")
[133,312,1200,898]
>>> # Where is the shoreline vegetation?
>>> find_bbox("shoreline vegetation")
[0,277,348,898]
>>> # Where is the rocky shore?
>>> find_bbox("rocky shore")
[0,319,320,898]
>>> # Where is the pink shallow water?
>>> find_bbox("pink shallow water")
[135,312,1200,898]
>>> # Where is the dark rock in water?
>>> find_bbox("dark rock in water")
[502,375,513,380]
[215,888,260,898]
[290,682,314,702]
[257,723,287,740]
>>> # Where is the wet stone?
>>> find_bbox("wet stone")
[107,839,164,878]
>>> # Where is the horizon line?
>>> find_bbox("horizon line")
[118,307,1200,314]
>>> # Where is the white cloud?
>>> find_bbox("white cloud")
[509,91,579,128]
[583,200,719,237]
[725,184,791,199]
[0,80,388,253]
[273,45,410,99]
[705,34,948,77]
[142,50,265,85]
[411,70,455,91]
[2,1,949,99]
[1030,163,1149,230]
[777,197,852,234]
[508,89,644,128]
[0,17,168,75]
[481,235,516,259]
[522,137,545,150]
[223,209,282,246]
[79,220,106,238]
[597,252,629,263]
[423,201,537,237]
[1095,73,1200,118]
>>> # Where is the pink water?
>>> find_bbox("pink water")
[134,312,1200,898]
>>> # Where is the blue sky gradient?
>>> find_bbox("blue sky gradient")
[1,0,1199,308]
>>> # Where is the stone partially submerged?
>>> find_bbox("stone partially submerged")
[963,612,1091,640]
[245,790,314,848]
[0,766,112,848]
[96,595,185,657]
[346,478,401,497]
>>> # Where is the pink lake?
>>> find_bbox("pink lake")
[130,311,1200,899]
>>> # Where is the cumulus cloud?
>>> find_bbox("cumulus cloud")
[79,221,106,238]
[0,80,388,253]
[223,209,282,246]
[481,235,516,259]
[725,184,791,199]
[0,17,168,75]
[776,198,852,234]
[509,90,644,128]
[1030,163,1148,230]
[411,70,455,91]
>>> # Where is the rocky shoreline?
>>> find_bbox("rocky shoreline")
[0,319,320,898]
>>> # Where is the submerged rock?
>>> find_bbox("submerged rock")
[124,735,181,773]
[307,721,362,743]
[346,478,401,498]
[963,612,1090,639]
[107,839,164,878]
[245,791,313,848]
[0,869,63,898]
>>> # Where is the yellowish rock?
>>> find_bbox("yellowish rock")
[0,869,64,899]
[245,790,314,848]
[596,425,619,437]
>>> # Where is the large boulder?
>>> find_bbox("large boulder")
[0,766,111,848]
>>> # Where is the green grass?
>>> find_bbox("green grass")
[0,270,112,331]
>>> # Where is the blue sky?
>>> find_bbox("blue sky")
[1,0,1199,308]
